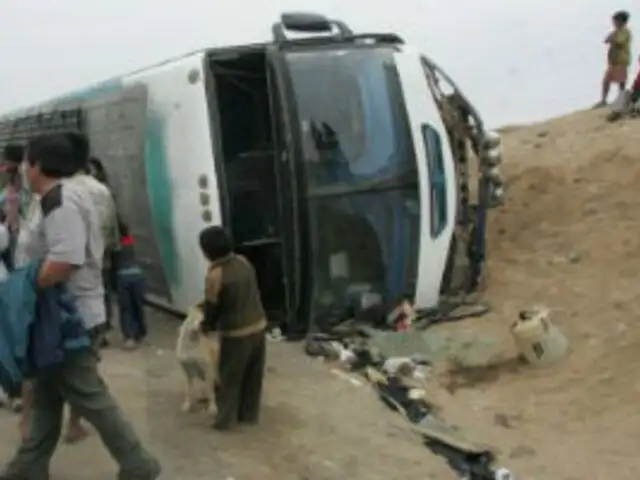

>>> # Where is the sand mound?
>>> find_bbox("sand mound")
[431,108,640,479]
[492,108,640,275]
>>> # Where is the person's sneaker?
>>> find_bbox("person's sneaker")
[122,339,138,351]
[0,462,49,480]
[0,466,23,480]
[0,469,26,480]
[593,100,607,109]
[118,458,161,480]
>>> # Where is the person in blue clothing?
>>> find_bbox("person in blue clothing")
[0,134,161,480]
[0,144,38,440]
[0,222,21,413]
[115,219,148,350]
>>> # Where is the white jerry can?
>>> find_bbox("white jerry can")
[511,306,568,366]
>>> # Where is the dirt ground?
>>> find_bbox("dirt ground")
[1,107,638,479]
[430,109,640,479]
[0,311,456,480]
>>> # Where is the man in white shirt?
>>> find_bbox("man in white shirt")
[65,134,120,335]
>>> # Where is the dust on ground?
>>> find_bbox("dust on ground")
[0,313,454,480]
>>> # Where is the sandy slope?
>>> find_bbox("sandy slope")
[430,108,640,479]
[1,108,638,480]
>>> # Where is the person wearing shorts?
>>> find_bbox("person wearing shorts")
[598,10,632,106]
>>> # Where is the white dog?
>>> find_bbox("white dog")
[175,306,220,415]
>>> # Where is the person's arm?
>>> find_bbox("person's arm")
[38,199,86,287]
[609,29,629,46]
[202,266,223,331]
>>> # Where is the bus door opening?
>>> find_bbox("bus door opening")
[209,50,287,325]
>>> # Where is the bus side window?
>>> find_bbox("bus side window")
[421,124,447,237]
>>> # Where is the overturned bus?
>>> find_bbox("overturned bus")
[0,13,504,333]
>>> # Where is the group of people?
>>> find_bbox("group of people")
[0,133,157,479]
[0,129,270,478]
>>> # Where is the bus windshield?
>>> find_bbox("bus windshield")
[285,46,421,324]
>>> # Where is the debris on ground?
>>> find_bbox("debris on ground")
[304,315,515,479]
[298,104,640,479]
[368,330,501,367]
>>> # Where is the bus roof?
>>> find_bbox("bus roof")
[1,28,404,120]
[0,41,274,120]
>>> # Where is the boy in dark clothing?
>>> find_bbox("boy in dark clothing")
[199,226,267,430]
[114,220,147,350]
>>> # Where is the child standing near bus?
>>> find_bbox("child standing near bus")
[114,220,148,349]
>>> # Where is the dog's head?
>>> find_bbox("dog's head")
[518,305,550,322]
[180,306,205,343]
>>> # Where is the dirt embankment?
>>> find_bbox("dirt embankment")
[1,109,638,480]
[432,109,640,479]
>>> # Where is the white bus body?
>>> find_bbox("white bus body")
[0,13,504,333]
